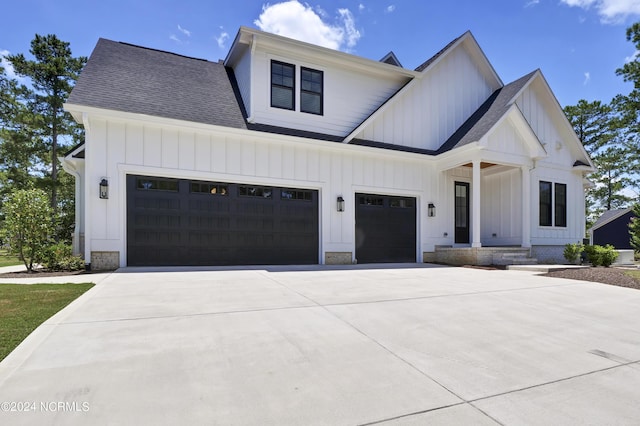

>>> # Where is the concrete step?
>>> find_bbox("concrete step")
[508,257,539,265]
[492,251,537,266]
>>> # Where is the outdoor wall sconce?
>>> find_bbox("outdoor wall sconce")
[99,178,109,199]
[337,196,345,212]
[428,202,436,217]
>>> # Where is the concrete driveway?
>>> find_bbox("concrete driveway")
[1,264,640,425]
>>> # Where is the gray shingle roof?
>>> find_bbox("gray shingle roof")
[67,39,247,129]
[436,70,538,154]
[69,37,541,160]
[414,33,464,72]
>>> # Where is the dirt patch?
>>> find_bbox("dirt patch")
[542,267,640,290]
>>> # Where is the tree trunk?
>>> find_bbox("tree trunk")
[51,108,58,214]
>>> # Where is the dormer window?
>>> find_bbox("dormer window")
[271,61,295,110]
[301,67,323,115]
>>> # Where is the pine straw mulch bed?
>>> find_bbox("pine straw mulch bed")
[542,267,640,290]
[0,269,105,278]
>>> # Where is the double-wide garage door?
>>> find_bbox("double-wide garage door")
[127,175,319,266]
[355,193,417,263]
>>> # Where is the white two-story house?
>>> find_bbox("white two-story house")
[63,26,593,269]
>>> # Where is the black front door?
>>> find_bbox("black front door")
[454,182,470,244]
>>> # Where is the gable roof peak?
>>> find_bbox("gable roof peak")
[436,69,540,154]
[414,31,469,72]
[413,30,502,89]
[380,51,403,67]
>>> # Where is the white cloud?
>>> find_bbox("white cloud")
[254,0,361,51]
[625,49,640,62]
[560,0,640,23]
[359,3,365,12]
[525,0,540,7]
[386,4,396,13]
[178,25,191,37]
[216,31,229,49]
[584,71,591,85]
[338,9,360,48]
[0,49,22,81]
[314,5,328,18]
[169,34,181,43]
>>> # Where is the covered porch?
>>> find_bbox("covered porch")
[427,159,537,266]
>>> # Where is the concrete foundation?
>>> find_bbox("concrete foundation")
[325,252,353,265]
[433,247,535,266]
[91,251,119,270]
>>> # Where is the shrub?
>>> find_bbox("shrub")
[563,242,584,264]
[599,244,619,267]
[628,203,640,252]
[2,189,54,272]
[42,242,85,271]
[584,244,619,267]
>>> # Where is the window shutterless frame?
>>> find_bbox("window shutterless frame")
[271,60,295,110]
[300,67,323,115]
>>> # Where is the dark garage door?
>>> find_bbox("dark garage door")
[355,193,416,263]
[127,175,319,266]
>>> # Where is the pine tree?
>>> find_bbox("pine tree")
[628,203,640,252]
[6,35,86,215]
[0,67,37,199]
[563,100,632,227]
[615,22,640,199]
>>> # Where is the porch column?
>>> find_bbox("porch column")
[521,165,531,248]
[472,160,482,247]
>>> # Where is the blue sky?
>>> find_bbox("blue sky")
[2,0,640,107]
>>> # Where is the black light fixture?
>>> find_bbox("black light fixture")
[99,178,109,199]
[337,196,345,212]
[428,202,436,217]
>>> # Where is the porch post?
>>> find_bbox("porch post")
[521,165,531,248]
[472,160,482,248]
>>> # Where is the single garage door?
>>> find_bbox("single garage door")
[355,193,417,263]
[127,175,319,266]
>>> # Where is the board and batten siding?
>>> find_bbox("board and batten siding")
[233,47,252,116]
[530,167,585,245]
[356,45,494,151]
[516,83,576,167]
[241,49,410,137]
[481,168,523,245]
[485,117,531,158]
[515,82,586,244]
[83,117,433,266]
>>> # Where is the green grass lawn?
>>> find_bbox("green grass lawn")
[0,283,94,362]
[0,250,23,267]
[624,269,640,281]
